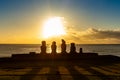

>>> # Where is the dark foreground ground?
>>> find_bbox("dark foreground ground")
[0,55,120,80]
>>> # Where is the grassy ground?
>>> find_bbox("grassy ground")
[0,60,120,80]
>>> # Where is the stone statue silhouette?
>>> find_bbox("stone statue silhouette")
[79,48,83,53]
[70,43,76,54]
[51,41,57,54]
[61,39,67,54]
[40,41,46,54]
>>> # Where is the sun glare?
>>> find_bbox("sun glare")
[42,17,66,38]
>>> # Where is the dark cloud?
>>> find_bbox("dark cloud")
[82,28,120,39]
[64,28,120,43]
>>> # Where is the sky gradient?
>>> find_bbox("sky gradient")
[0,0,120,44]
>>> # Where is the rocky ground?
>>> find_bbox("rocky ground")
[0,59,120,80]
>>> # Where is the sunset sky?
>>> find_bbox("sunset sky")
[0,0,120,44]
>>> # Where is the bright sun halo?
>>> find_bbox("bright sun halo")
[42,17,66,38]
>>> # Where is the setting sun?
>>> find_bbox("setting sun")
[42,17,66,38]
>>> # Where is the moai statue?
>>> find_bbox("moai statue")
[79,48,83,53]
[51,41,57,54]
[61,39,67,54]
[40,41,46,54]
[70,43,76,54]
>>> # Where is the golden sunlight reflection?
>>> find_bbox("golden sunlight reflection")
[42,17,66,38]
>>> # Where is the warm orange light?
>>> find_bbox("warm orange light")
[42,17,66,38]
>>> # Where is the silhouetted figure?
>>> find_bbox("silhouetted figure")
[61,39,67,54]
[40,41,46,54]
[51,41,57,54]
[70,43,76,54]
[79,48,83,53]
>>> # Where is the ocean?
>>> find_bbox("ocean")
[0,44,120,57]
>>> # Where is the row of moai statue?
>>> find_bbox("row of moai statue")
[40,39,83,54]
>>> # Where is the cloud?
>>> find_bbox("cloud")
[82,28,120,39]
[64,28,120,44]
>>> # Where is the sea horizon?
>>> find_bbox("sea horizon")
[0,44,120,57]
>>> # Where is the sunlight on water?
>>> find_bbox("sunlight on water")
[0,44,120,57]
